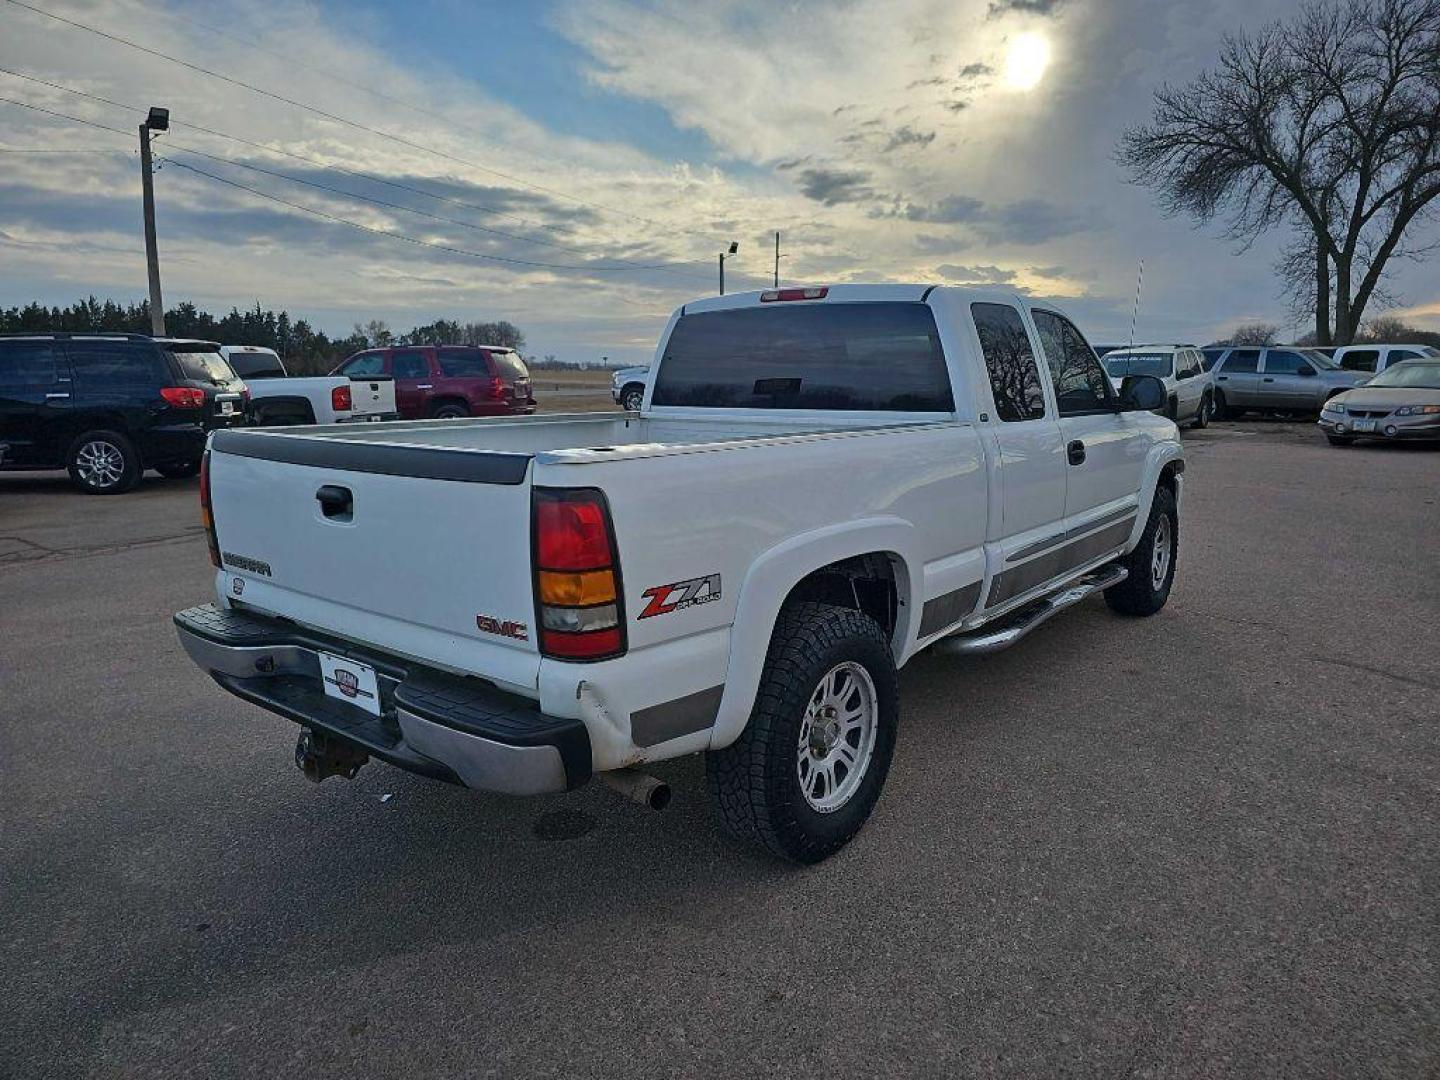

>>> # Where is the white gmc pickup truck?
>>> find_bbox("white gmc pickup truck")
[176,285,1182,862]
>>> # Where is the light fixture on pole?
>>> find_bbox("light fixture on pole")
[139,106,169,337]
[719,241,738,295]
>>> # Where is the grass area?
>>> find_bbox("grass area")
[528,368,617,390]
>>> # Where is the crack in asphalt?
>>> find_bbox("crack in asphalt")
[0,529,203,569]
[1302,654,1440,692]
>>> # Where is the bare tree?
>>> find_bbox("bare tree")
[1215,322,1283,346]
[1120,0,1440,345]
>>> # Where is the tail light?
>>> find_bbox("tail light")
[760,286,828,302]
[532,489,625,661]
[199,450,221,569]
[160,386,206,408]
[489,376,507,400]
[331,384,352,412]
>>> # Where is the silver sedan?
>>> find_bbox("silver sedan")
[1318,360,1440,446]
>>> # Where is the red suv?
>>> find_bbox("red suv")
[334,345,535,420]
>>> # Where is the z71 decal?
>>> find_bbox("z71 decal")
[639,573,722,619]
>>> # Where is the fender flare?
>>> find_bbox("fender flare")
[1126,443,1185,549]
[709,516,921,750]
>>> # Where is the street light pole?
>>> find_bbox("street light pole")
[138,107,169,337]
[718,240,738,295]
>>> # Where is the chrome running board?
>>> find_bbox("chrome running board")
[935,564,1128,657]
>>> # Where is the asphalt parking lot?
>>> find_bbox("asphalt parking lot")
[2,417,1438,1078]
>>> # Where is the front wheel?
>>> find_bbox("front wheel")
[621,386,645,412]
[1104,485,1178,617]
[707,602,898,863]
[1192,394,1210,429]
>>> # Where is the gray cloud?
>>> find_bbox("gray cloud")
[883,126,937,152]
[937,263,1016,283]
[959,62,994,78]
[987,0,1068,17]
[984,198,1094,244]
[903,194,987,223]
[914,233,968,254]
[793,167,875,205]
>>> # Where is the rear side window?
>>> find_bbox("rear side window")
[391,349,431,379]
[168,347,236,385]
[1387,349,1423,365]
[67,342,166,386]
[1220,349,1260,373]
[971,302,1045,422]
[651,302,953,412]
[488,350,529,380]
[0,342,59,388]
[437,348,489,377]
[1032,309,1114,415]
[1339,349,1378,372]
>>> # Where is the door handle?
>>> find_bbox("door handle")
[1263,377,1275,383]
[315,484,353,520]
[417,384,433,389]
[1217,375,1228,381]
[45,392,70,400]
[1067,440,1086,466]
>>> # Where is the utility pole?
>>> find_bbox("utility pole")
[139,106,169,337]
[774,231,780,287]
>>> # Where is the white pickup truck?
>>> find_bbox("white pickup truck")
[177,285,1182,862]
[220,345,399,425]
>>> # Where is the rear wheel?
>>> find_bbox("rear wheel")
[430,401,469,420]
[1192,393,1210,429]
[66,430,141,494]
[707,602,898,863]
[1104,485,1177,617]
[621,385,645,412]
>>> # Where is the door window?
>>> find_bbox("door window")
[1263,350,1311,375]
[1386,350,1423,365]
[391,350,431,379]
[1220,349,1259,373]
[1338,349,1379,372]
[341,352,385,376]
[1032,310,1114,415]
[66,342,166,386]
[0,343,59,388]
[1200,349,1225,371]
[971,303,1045,421]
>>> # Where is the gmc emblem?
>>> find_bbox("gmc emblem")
[476,615,529,641]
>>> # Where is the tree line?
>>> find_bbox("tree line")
[0,298,540,375]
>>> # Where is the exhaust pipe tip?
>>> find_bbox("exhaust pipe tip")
[599,768,671,811]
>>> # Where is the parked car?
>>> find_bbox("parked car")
[176,284,1182,863]
[221,345,398,426]
[1331,343,1440,376]
[1101,345,1213,428]
[0,333,246,493]
[333,345,534,420]
[1091,344,1127,358]
[1206,346,1364,418]
[610,365,650,411]
[1318,359,1440,446]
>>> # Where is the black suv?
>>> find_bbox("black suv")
[0,334,248,494]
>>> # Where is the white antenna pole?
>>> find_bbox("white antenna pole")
[1128,258,1145,347]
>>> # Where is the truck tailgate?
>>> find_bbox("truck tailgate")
[348,375,397,418]
[208,431,539,693]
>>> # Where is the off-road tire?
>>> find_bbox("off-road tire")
[155,460,201,479]
[66,429,142,494]
[706,602,898,864]
[1104,484,1178,617]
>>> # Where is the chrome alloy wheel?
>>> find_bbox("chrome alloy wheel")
[75,439,125,489]
[1151,513,1172,591]
[796,661,878,813]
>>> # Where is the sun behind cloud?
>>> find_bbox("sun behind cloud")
[1004,32,1051,90]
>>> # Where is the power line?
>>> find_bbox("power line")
[0,74,711,280]
[0,94,720,277]
[0,65,708,258]
[2,0,730,244]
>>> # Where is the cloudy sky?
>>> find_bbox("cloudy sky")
[1,0,1437,363]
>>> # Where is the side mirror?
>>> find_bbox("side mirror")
[1119,374,1166,413]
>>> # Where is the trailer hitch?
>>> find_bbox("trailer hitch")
[294,728,369,782]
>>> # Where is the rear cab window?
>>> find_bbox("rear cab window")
[1339,349,1379,372]
[226,351,285,379]
[651,301,954,412]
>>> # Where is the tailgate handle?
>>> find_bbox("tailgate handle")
[316,484,353,520]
